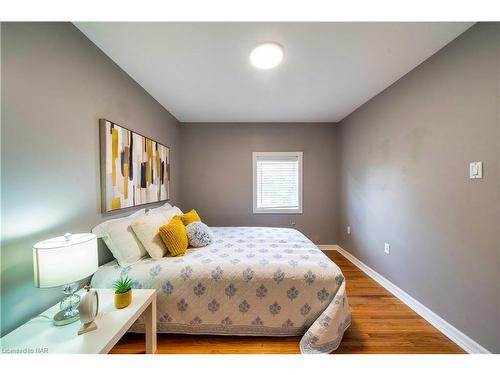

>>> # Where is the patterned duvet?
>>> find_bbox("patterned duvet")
[91,227,351,354]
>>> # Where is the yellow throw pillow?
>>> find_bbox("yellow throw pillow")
[159,217,188,257]
[179,209,202,226]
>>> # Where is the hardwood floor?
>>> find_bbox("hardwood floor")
[110,251,464,354]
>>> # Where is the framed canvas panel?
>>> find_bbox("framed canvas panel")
[99,119,170,213]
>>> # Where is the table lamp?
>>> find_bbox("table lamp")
[33,233,98,326]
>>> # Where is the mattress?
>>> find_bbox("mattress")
[91,227,351,354]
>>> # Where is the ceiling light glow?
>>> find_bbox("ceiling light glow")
[250,43,284,70]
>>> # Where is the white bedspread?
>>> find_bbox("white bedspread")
[91,227,351,353]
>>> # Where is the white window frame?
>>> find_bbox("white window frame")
[252,151,303,214]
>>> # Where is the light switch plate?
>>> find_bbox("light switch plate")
[384,242,390,255]
[469,162,483,179]
[347,226,351,235]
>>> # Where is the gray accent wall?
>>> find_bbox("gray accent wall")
[337,23,500,352]
[179,123,338,245]
[1,22,181,336]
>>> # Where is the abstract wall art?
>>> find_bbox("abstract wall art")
[99,119,170,212]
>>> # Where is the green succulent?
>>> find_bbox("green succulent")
[113,276,133,294]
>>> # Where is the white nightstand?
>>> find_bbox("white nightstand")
[1,289,157,354]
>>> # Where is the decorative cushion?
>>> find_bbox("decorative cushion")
[185,222,214,248]
[92,209,147,267]
[159,216,188,257]
[130,207,184,259]
[178,209,202,226]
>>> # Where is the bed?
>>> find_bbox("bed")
[91,226,351,354]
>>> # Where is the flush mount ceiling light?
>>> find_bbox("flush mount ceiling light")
[250,42,284,70]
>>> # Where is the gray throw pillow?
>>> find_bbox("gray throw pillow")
[185,222,214,248]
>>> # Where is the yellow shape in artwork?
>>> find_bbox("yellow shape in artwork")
[111,197,121,210]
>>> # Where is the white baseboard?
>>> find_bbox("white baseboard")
[317,244,491,354]
[317,245,338,252]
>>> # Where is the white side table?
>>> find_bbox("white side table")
[1,289,157,354]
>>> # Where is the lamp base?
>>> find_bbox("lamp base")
[53,282,81,326]
[53,309,80,326]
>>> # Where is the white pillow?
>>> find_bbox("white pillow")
[131,207,184,260]
[92,209,147,267]
[130,214,169,260]
[148,202,173,214]
[157,206,183,222]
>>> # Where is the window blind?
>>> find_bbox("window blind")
[256,157,299,210]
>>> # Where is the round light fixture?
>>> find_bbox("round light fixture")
[250,42,284,70]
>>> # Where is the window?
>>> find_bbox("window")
[253,152,303,214]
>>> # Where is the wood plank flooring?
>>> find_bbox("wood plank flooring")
[110,251,464,354]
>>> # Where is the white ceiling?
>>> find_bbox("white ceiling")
[75,22,473,123]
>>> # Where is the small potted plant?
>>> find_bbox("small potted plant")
[113,276,133,309]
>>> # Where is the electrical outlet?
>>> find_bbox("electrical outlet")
[291,221,296,227]
[347,226,351,235]
[384,242,390,255]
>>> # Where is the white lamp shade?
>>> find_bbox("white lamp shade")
[33,233,98,288]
